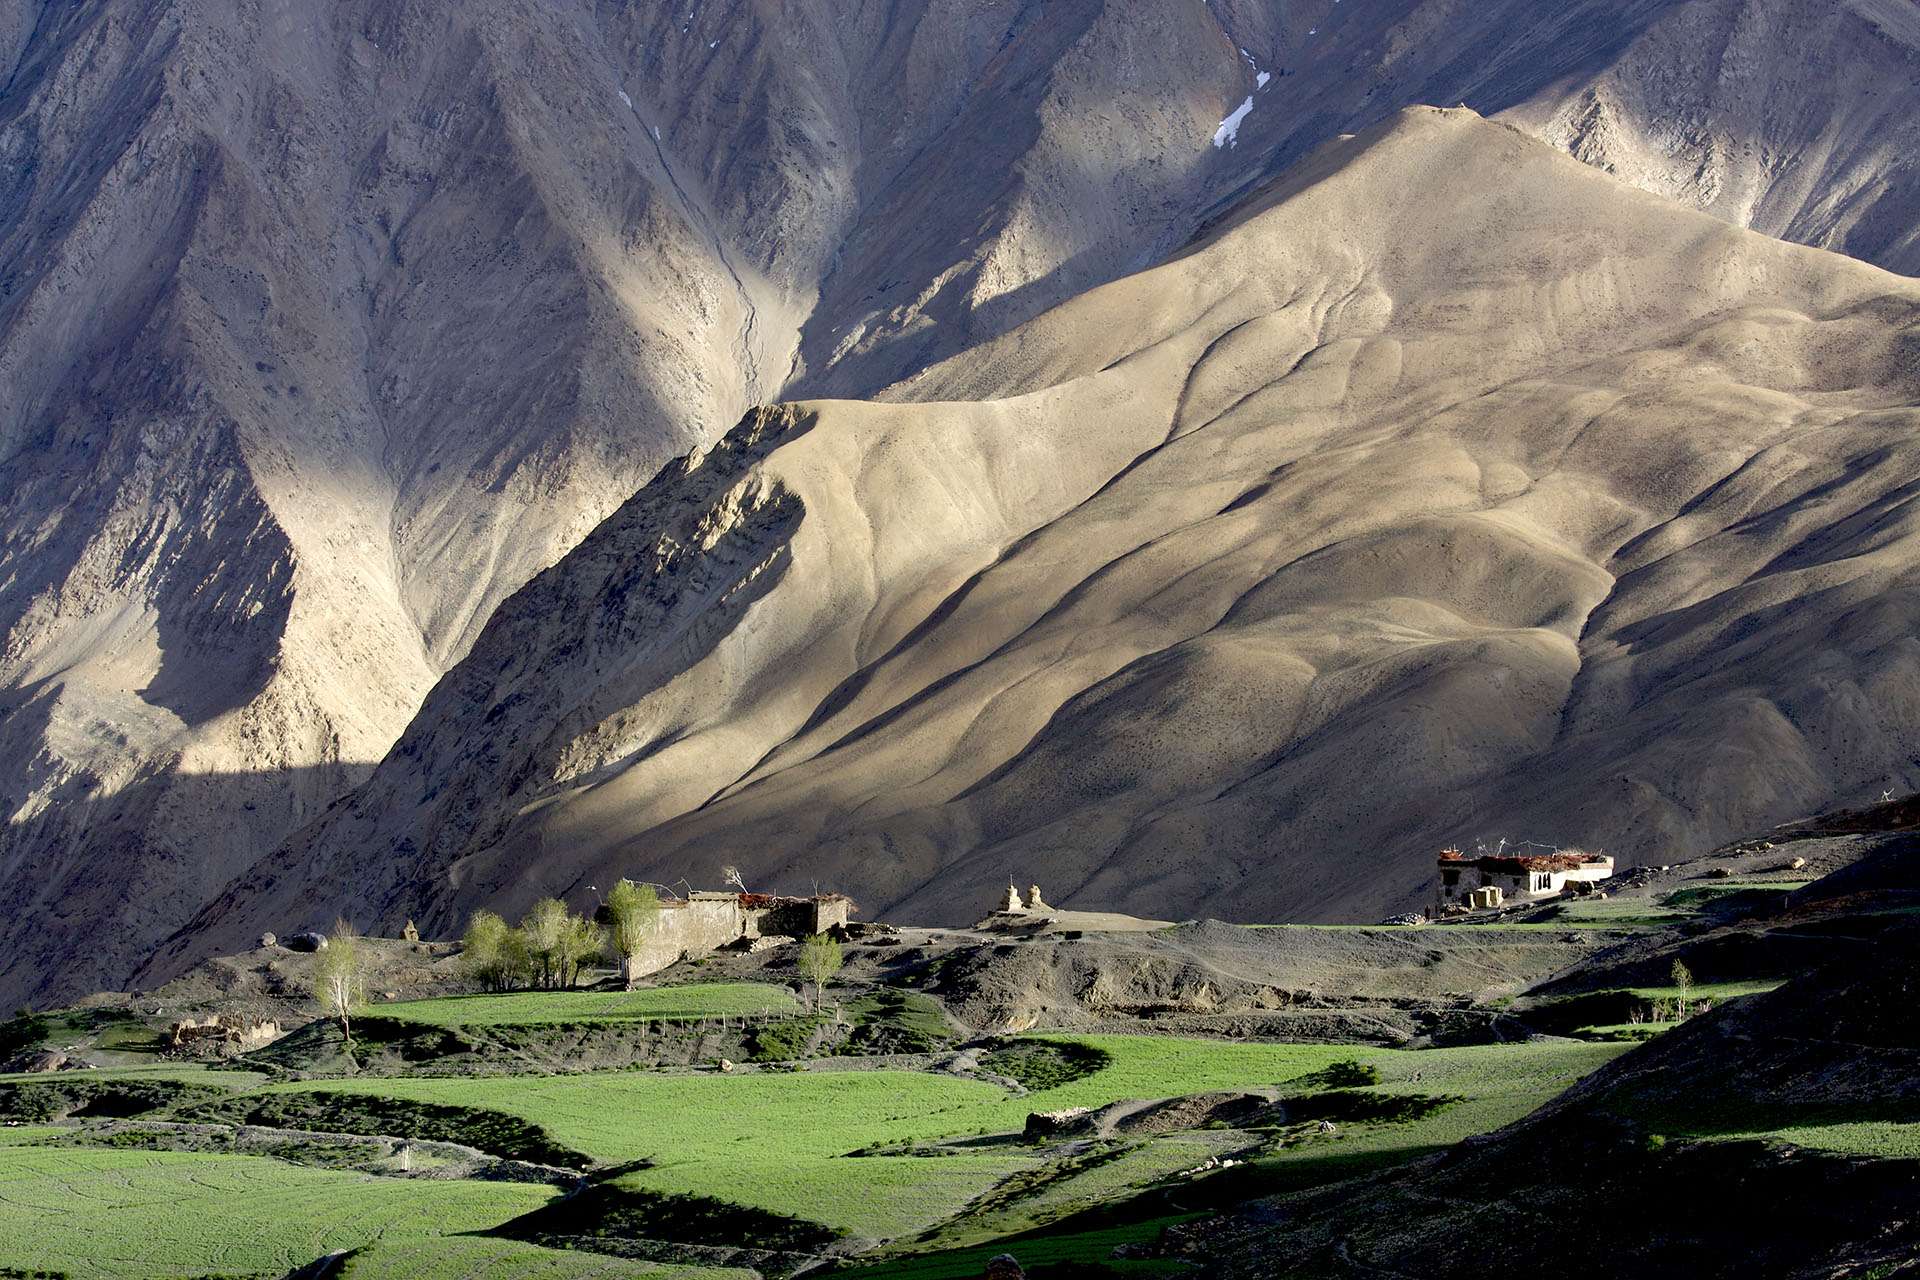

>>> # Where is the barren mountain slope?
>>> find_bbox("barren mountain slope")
[0,0,1258,1006]
[15,0,1920,1005]
[151,107,1920,968]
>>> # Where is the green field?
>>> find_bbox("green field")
[0,1144,559,1278]
[0,1023,1638,1272]
[376,983,800,1026]
[1758,1122,1920,1159]
[1574,1021,1675,1041]
[837,1218,1196,1279]
[250,1034,1627,1243]
[336,1236,749,1279]
[0,1063,266,1088]
[624,1153,1033,1240]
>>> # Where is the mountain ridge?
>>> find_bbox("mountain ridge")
[13,0,1920,1004]
[145,106,1920,980]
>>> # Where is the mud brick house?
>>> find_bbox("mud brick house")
[625,890,854,979]
[1434,848,1614,913]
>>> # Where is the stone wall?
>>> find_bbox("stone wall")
[627,897,747,979]
[621,892,855,981]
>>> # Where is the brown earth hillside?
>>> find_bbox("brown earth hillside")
[149,106,1920,974]
[15,0,1920,1008]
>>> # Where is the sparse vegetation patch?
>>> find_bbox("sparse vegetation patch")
[186,1091,590,1169]
[0,1078,227,1123]
[981,1040,1112,1092]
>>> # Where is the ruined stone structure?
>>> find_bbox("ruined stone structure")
[622,890,854,981]
[1434,848,1614,913]
[169,1014,284,1054]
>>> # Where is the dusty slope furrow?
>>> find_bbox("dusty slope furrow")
[146,108,1920,975]
[21,0,1920,1001]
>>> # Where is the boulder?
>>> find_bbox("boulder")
[258,932,278,948]
[1024,1107,1094,1139]
[984,1255,1025,1280]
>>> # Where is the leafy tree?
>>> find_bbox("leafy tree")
[313,919,366,1044]
[1671,960,1696,1019]
[798,933,843,1012]
[557,914,606,990]
[605,880,662,988]
[522,898,570,989]
[498,927,532,991]
[460,910,529,992]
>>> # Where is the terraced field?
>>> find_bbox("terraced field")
[248,1034,1628,1243]
[1751,1123,1920,1159]
[622,1154,1034,1241]
[0,1145,559,1278]
[0,1063,265,1088]
[335,1236,750,1279]
[376,983,799,1026]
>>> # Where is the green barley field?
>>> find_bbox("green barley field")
[0,1144,559,1278]
[251,1034,1628,1242]
[334,1236,751,1279]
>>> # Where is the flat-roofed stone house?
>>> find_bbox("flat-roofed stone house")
[1434,848,1614,913]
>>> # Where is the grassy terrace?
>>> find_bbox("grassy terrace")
[0,1063,266,1088]
[1621,979,1782,1002]
[0,1144,562,1279]
[254,1035,1629,1243]
[336,1237,748,1279]
[1752,1122,1920,1159]
[375,983,800,1026]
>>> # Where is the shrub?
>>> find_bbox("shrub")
[0,1012,50,1062]
[495,1182,840,1251]
[185,1091,589,1169]
[749,1015,828,1063]
[980,1039,1112,1092]
[1292,1059,1379,1089]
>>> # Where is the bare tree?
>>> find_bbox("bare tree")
[313,919,366,1044]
